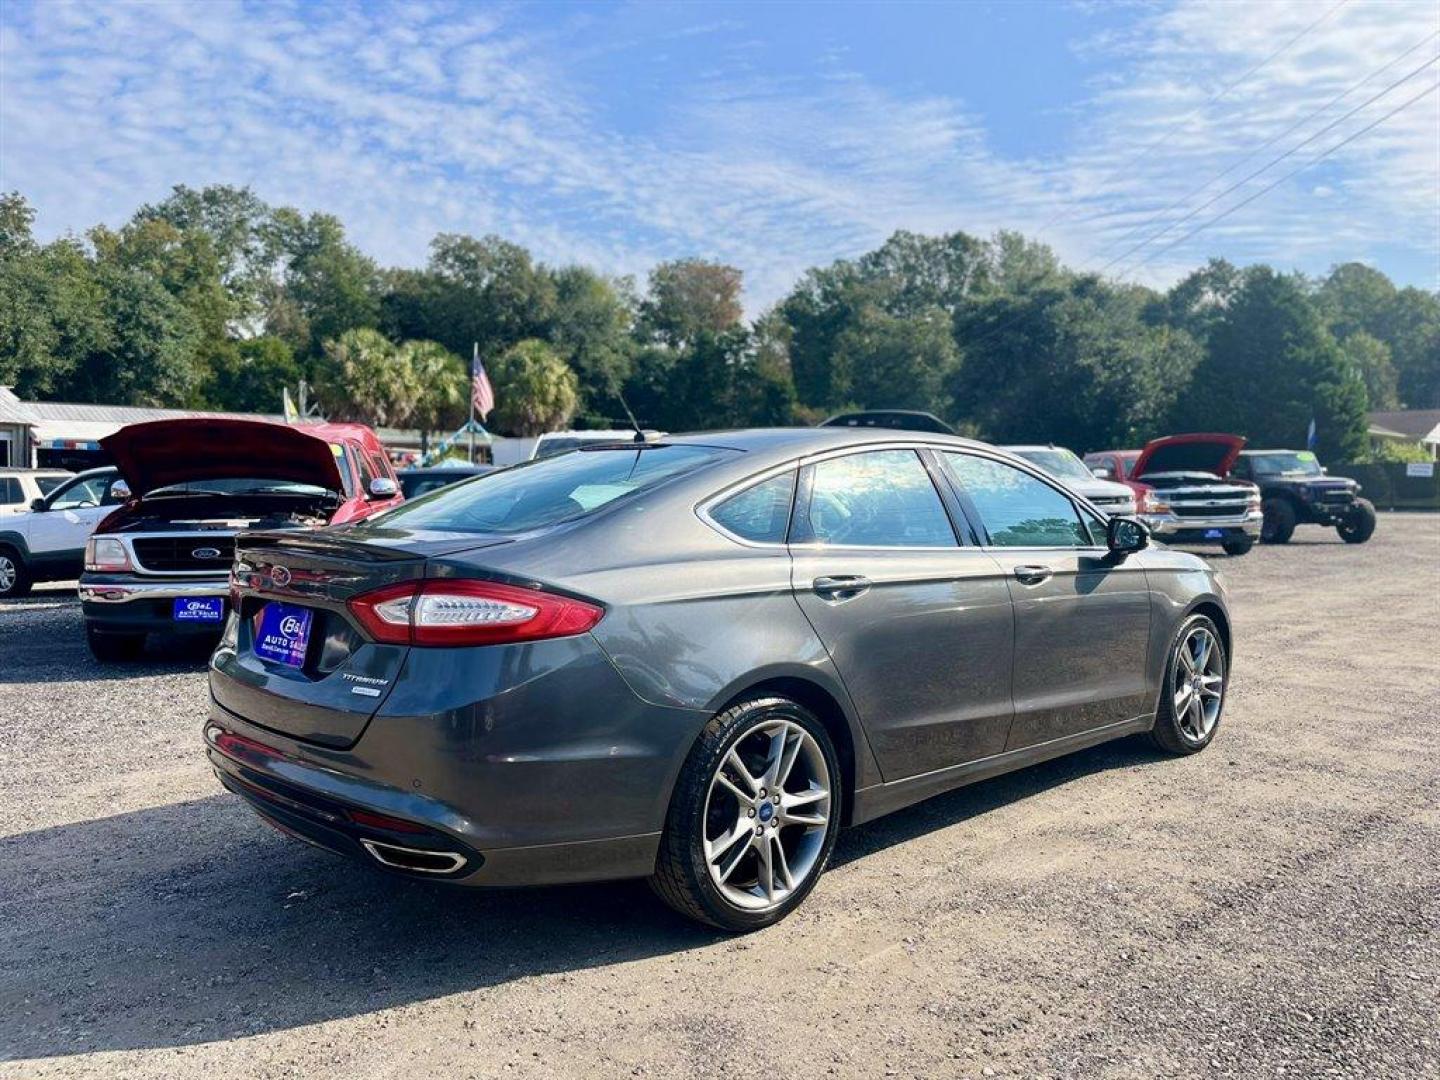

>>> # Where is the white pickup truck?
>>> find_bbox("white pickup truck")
[0,467,129,598]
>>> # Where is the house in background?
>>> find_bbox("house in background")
[1367,409,1440,460]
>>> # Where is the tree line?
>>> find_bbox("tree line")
[2,185,1436,460]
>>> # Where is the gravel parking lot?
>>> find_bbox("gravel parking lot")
[1,516,1437,1080]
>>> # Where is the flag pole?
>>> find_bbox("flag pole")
[469,342,478,465]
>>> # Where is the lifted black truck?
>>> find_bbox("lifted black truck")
[1230,450,1376,544]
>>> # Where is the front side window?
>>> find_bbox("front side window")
[942,453,1089,548]
[49,476,107,511]
[379,445,735,534]
[803,449,956,548]
[708,471,796,544]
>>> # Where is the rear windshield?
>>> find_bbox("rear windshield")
[379,445,735,534]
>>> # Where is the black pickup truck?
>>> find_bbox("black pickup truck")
[1229,450,1376,544]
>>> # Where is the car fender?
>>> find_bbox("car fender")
[0,528,31,560]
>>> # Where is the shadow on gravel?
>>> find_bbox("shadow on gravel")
[0,735,1165,1062]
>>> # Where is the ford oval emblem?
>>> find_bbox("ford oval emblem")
[271,565,292,587]
[192,547,222,560]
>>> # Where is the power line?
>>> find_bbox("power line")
[1123,80,1439,274]
[1021,0,1350,239]
[1104,48,1440,276]
[1096,28,1440,260]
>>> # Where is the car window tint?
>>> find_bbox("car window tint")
[709,471,796,543]
[0,478,21,504]
[379,445,734,534]
[942,453,1088,548]
[806,450,956,548]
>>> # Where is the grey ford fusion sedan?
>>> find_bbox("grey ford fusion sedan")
[206,428,1231,930]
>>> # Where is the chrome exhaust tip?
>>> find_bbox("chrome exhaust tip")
[360,838,468,875]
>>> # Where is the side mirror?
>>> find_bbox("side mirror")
[111,481,131,501]
[1107,515,1149,556]
[368,477,398,499]
[29,497,46,512]
[1090,466,1113,479]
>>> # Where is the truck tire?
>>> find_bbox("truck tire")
[1222,539,1253,556]
[0,546,32,599]
[1337,498,1377,544]
[86,624,146,662]
[1261,498,1295,544]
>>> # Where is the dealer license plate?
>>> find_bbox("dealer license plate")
[173,596,224,623]
[254,602,313,667]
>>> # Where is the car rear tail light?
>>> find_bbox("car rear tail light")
[85,536,133,572]
[347,580,604,647]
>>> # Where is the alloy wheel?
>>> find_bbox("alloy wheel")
[1173,626,1224,743]
[0,555,16,594]
[702,718,832,911]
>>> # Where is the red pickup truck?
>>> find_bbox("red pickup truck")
[1084,433,1263,556]
[78,418,404,660]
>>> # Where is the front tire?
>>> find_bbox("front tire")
[1261,498,1295,544]
[1151,614,1227,756]
[0,547,32,599]
[651,696,841,931]
[1337,498,1376,544]
[86,624,147,662]
[1221,539,1253,557]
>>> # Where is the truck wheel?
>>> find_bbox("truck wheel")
[86,624,146,662]
[1222,539,1253,556]
[1337,498,1377,544]
[1261,498,1295,544]
[0,547,32,599]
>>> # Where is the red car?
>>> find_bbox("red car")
[78,418,404,660]
[1084,433,1262,556]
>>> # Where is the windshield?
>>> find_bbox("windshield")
[146,477,333,497]
[1246,452,1323,477]
[35,476,69,496]
[380,444,734,534]
[1013,448,1094,482]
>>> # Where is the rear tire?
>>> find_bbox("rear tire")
[1151,614,1227,756]
[1261,498,1295,544]
[1337,498,1376,544]
[0,547,31,599]
[86,624,146,662]
[1221,539,1252,557]
[650,696,842,931]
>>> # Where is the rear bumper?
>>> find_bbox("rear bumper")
[205,704,664,886]
[1142,510,1262,543]
[80,573,228,633]
[204,632,708,887]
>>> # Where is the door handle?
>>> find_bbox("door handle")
[1013,564,1053,586]
[812,575,871,601]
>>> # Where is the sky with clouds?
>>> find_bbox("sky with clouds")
[1,0,1436,311]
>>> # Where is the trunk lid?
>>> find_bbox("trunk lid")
[101,418,346,497]
[1131,433,1246,479]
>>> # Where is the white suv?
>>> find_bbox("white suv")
[0,467,129,598]
[0,469,73,517]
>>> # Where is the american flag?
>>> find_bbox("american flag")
[471,343,495,420]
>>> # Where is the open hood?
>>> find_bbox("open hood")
[100,419,346,497]
[1131,433,1246,479]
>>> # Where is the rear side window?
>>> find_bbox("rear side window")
[379,445,735,534]
[802,449,956,548]
[0,478,21,505]
[942,452,1089,548]
[708,471,796,544]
